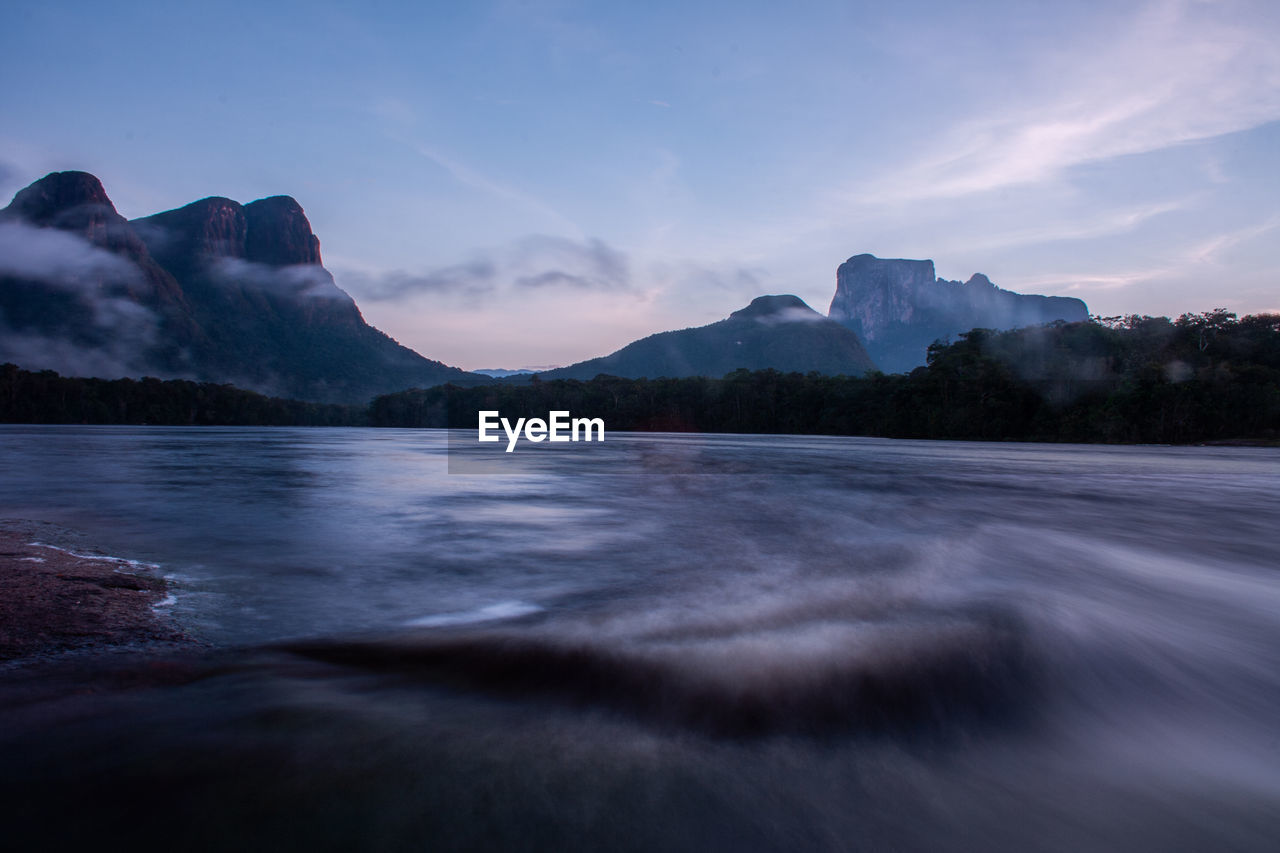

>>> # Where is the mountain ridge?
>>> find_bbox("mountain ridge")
[540,294,877,380]
[828,253,1089,373]
[0,171,480,403]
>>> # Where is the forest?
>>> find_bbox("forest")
[4,312,1278,444]
[370,312,1280,444]
[0,364,366,426]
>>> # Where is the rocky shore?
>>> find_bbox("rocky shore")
[0,526,187,662]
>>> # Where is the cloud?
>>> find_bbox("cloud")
[346,242,794,369]
[510,235,630,289]
[405,141,584,237]
[0,221,143,289]
[337,235,631,303]
[515,271,598,288]
[645,261,768,302]
[339,260,499,301]
[210,257,350,301]
[958,198,1194,252]
[763,306,825,325]
[862,0,1280,204]
[0,327,157,380]
[1181,216,1280,264]
[1013,215,1280,296]
[0,222,161,378]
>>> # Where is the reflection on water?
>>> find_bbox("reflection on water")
[1,426,1278,850]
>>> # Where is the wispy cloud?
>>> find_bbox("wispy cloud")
[404,140,584,238]
[0,221,142,288]
[961,198,1193,252]
[337,234,630,303]
[750,305,826,326]
[210,257,350,301]
[1182,215,1280,265]
[339,260,499,301]
[1016,215,1280,295]
[510,235,629,289]
[0,330,156,380]
[863,0,1280,204]
[0,222,161,378]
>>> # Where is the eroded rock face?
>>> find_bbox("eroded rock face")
[3,171,117,232]
[132,194,324,268]
[1,171,477,402]
[3,171,165,269]
[0,172,196,374]
[243,196,323,267]
[132,197,248,263]
[828,254,1089,373]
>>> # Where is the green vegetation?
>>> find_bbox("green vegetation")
[0,363,366,426]
[4,312,1278,443]
[372,312,1280,444]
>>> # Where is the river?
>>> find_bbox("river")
[1,426,1277,850]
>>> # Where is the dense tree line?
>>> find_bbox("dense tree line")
[4,312,1278,442]
[370,313,1280,444]
[0,364,366,426]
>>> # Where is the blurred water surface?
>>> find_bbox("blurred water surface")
[1,426,1277,851]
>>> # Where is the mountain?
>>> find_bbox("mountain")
[0,171,198,379]
[827,254,1089,373]
[471,365,562,378]
[0,171,478,403]
[540,294,877,380]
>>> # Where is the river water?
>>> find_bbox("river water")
[1,426,1277,850]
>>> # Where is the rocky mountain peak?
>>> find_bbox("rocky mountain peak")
[132,197,248,262]
[828,253,1089,373]
[729,294,817,320]
[1,170,477,401]
[243,196,322,266]
[542,293,877,380]
[2,171,115,225]
[1,170,145,256]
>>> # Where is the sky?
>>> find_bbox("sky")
[2,0,1278,369]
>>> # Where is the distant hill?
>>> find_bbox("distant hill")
[541,294,877,380]
[0,171,480,403]
[827,254,1089,373]
[471,366,560,378]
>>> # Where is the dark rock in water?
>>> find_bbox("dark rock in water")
[281,603,1034,739]
[1,171,480,403]
[542,294,878,380]
[828,254,1089,373]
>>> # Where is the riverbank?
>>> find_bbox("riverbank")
[0,524,189,662]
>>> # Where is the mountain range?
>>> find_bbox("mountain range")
[541,294,877,380]
[0,171,477,403]
[2,172,1091,400]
